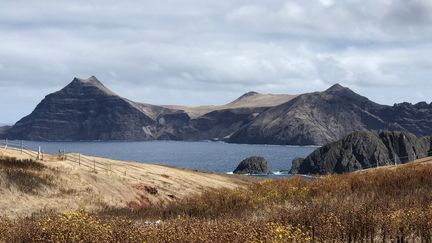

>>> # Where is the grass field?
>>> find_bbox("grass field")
[2,155,432,242]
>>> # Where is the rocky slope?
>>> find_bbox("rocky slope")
[290,131,432,174]
[165,92,295,118]
[4,77,432,144]
[228,84,432,145]
[3,76,280,141]
[5,77,170,140]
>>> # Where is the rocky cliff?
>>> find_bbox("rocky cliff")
[3,77,276,141]
[4,78,432,144]
[228,84,432,145]
[290,131,432,175]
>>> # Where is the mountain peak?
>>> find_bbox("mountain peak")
[238,91,260,99]
[67,76,116,96]
[325,83,347,92]
[72,75,101,85]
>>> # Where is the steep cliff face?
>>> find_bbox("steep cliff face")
[228,84,388,145]
[290,131,432,175]
[4,78,432,144]
[3,77,276,141]
[5,77,161,140]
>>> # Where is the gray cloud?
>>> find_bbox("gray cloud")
[1,0,432,123]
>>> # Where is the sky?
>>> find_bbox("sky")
[1,0,432,123]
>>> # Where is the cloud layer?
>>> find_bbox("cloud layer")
[1,0,432,122]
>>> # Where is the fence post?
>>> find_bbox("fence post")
[78,153,81,166]
[37,146,41,160]
[41,150,44,161]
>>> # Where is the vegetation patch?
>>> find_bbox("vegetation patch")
[2,162,432,242]
[0,157,54,194]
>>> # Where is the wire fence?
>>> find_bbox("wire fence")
[0,139,141,180]
[65,152,143,180]
[0,139,40,159]
[2,139,432,179]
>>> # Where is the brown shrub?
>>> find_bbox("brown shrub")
[3,162,432,242]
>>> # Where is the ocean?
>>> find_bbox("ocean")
[7,140,316,176]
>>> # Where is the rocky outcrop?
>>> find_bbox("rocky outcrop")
[233,156,269,174]
[290,131,432,175]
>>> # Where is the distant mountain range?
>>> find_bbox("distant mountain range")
[2,76,432,145]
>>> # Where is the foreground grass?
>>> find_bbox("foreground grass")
[2,159,432,242]
[0,157,54,194]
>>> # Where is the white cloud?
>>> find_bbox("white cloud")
[1,0,432,122]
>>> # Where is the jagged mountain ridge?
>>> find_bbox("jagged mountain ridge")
[4,77,432,144]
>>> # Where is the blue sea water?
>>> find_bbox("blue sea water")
[8,140,316,175]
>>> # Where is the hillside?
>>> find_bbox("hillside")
[3,77,291,141]
[4,77,432,145]
[228,84,432,145]
[0,147,247,217]
[2,153,432,242]
[166,91,295,118]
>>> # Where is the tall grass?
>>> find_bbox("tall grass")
[0,157,54,194]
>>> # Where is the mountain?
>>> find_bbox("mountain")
[4,78,432,144]
[4,76,190,140]
[164,91,295,118]
[3,77,282,141]
[228,84,432,145]
[290,131,432,175]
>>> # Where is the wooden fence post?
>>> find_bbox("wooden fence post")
[78,153,81,166]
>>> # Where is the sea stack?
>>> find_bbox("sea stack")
[233,156,270,175]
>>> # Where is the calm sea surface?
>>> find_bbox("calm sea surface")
[11,140,316,175]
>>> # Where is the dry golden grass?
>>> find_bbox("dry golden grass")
[2,158,432,242]
[0,149,246,218]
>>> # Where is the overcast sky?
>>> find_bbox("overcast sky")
[1,0,432,123]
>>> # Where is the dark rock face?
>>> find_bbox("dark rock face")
[5,79,432,145]
[228,84,388,145]
[5,77,159,141]
[189,107,265,140]
[290,131,432,175]
[3,76,273,142]
[228,84,432,146]
[233,156,269,174]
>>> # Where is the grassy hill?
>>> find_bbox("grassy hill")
[1,151,432,242]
